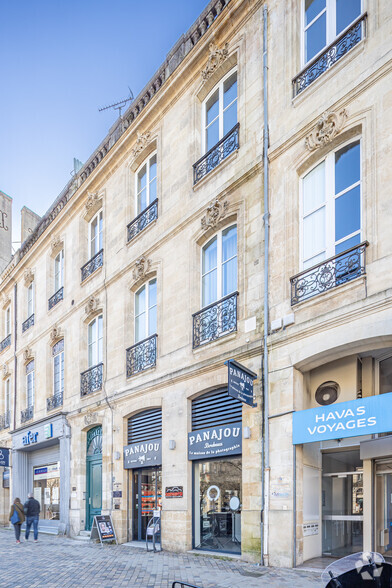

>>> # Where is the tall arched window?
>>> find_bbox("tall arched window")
[135,279,157,342]
[202,225,237,307]
[136,154,157,215]
[88,315,103,368]
[203,69,237,153]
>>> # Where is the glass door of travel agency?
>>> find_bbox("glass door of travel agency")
[132,468,162,540]
[376,460,392,560]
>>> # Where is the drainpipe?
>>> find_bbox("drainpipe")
[261,3,270,568]
[13,283,17,431]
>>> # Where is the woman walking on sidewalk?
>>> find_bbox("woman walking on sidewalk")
[9,498,25,544]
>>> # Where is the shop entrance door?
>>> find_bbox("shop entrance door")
[376,461,392,560]
[132,468,162,541]
[86,426,102,530]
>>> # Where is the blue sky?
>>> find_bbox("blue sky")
[0,0,208,246]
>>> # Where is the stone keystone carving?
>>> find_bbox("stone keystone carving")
[1,293,10,310]
[132,256,152,283]
[23,347,33,363]
[24,268,34,286]
[2,363,10,379]
[201,198,229,230]
[84,411,98,426]
[305,109,348,151]
[130,131,152,161]
[51,235,63,254]
[201,42,229,83]
[85,295,100,317]
[50,325,63,344]
[85,192,101,212]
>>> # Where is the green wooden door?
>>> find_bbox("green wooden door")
[86,426,102,530]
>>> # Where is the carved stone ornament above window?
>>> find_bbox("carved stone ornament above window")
[85,295,100,318]
[2,363,10,379]
[305,109,348,152]
[201,198,229,230]
[1,293,10,310]
[130,131,152,161]
[50,325,63,344]
[132,256,152,283]
[24,268,34,286]
[51,234,63,254]
[201,42,229,83]
[85,191,102,213]
[84,410,98,426]
[23,347,33,363]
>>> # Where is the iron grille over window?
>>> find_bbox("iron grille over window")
[0,334,11,352]
[192,389,242,431]
[47,394,63,411]
[21,406,33,423]
[127,408,162,444]
[48,287,64,310]
[193,292,238,348]
[193,123,239,185]
[0,410,10,430]
[127,199,158,242]
[81,249,103,282]
[22,314,34,333]
[126,334,157,377]
[80,362,103,397]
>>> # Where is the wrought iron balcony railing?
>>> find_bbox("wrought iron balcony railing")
[290,242,368,305]
[293,13,367,97]
[0,410,10,430]
[127,199,158,242]
[21,406,34,424]
[48,287,64,310]
[193,123,239,185]
[193,292,238,349]
[80,363,103,397]
[47,393,63,411]
[81,249,103,282]
[126,334,157,377]
[0,334,11,352]
[22,314,34,333]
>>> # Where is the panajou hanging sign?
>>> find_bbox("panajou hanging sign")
[123,438,162,469]
[188,424,242,460]
[293,392,392,445]
[225,359,257,407]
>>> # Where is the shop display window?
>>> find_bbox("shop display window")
[33,462,60,520]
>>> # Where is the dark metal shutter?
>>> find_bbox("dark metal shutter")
[128,408,162,444]
[192,389,242,431]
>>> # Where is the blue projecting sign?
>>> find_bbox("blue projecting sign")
[293,392,392,445]
[0,448,10,467]
[225,359,257,407]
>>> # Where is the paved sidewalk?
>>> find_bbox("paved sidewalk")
[0,528,324,587]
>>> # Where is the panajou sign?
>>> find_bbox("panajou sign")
[293,392,392,445]
[123,438,162,469]
[188,423,242,460]
[225,359,257,407]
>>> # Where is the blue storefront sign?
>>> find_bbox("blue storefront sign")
[225,359,257,407]
[293,392,392,445]
[0,448,10,467]
[123,438,162,469]
[188,423,242,460]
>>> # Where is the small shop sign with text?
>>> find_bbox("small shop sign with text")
[293,392,392,444]
[188,423,242,460]
[165,486,183,499]
[225,359,257,407]
[123,438,162,469]
[91,515,117,545]
[0,448,9,467]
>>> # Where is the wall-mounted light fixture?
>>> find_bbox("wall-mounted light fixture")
[169,440,176,450]
[243,426,251,439]
[114,451,121,460]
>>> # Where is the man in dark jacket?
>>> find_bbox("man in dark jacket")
[24,493,40,541]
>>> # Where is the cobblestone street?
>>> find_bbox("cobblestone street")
[0,528,323,587]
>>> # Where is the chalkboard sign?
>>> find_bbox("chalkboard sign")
[91,515,117,545]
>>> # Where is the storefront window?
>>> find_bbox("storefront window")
[380,357,392,395]
[33,462,60,520]
[193,456,241,554]
[375,461,392,561]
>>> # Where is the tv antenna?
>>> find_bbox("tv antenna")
[99,87,134,118]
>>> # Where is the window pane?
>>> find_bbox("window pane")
[335,233,360,255]
[336,0,361,35]
[335,141,360,195]
[138,188,147,213]
[148,305,157,336]
[138,165,147,192]
[222,257,237,297]
[149,279,157,309]
[303,207,326,262]
[135,286,146,317]
[335,185,360,242]
[380,357,392,395]
[222,226,237,262]
[149,155,157,180]
[305,12,326,62]
[206,90,219,126]
[206,119,219,151]
[135,313,146,342]
[303,251,326,270]
[223,101,237,136]
[303,161,325,215]
[202,269,217,307]
[305,0,326,26]
[223,73,237,109]
[202,237,217,274]
[149,178,157,202]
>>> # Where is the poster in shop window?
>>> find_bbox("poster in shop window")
[91,515,117,544]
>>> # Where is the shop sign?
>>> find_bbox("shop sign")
[165,486,183,499]
[0,448,9,467]
[44,424,53,439]
[91,514,117,544]
[33,463,60,480]
[22,431,39,446]
[293,392,392,445]
[188,423,242,460]
[225,359,257,407]
[123,438,162,469]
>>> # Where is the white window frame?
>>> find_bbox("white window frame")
[201,68,238,154]
[201,224,237,307]
[89,210,103,259]
[26,361,35,408]
[301,0,363,67]
[54,249,64,292]
[299,138,362,270]
[53,341,64,398]
[135,279,157,343]
[135,152,157,216]
[27,283,34,319]
[4,305,11,338]
[88,315,103,368]
[5,378,10,414]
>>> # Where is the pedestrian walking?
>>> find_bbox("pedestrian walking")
[9,497,25,544]
[24,492,40,542]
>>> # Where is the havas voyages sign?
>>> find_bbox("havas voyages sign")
[225,359,257,407]
[123,438,162,469]
[293,392,392,445]
[188,424,242,460]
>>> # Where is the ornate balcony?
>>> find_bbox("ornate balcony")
[127,199,158,242]
[193,123,239,185]
[47,393,63,411]
[193,292,238,349]
[0,410,10,430]
[80,363,103,397]
[293,13,367,96]
[48,287,64,310]
[0,334,11,352]
[22,314,34,333]
[290,242,368,305]
[21,406,34,424]
[81,249,103,282]
[126,334,157,377]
